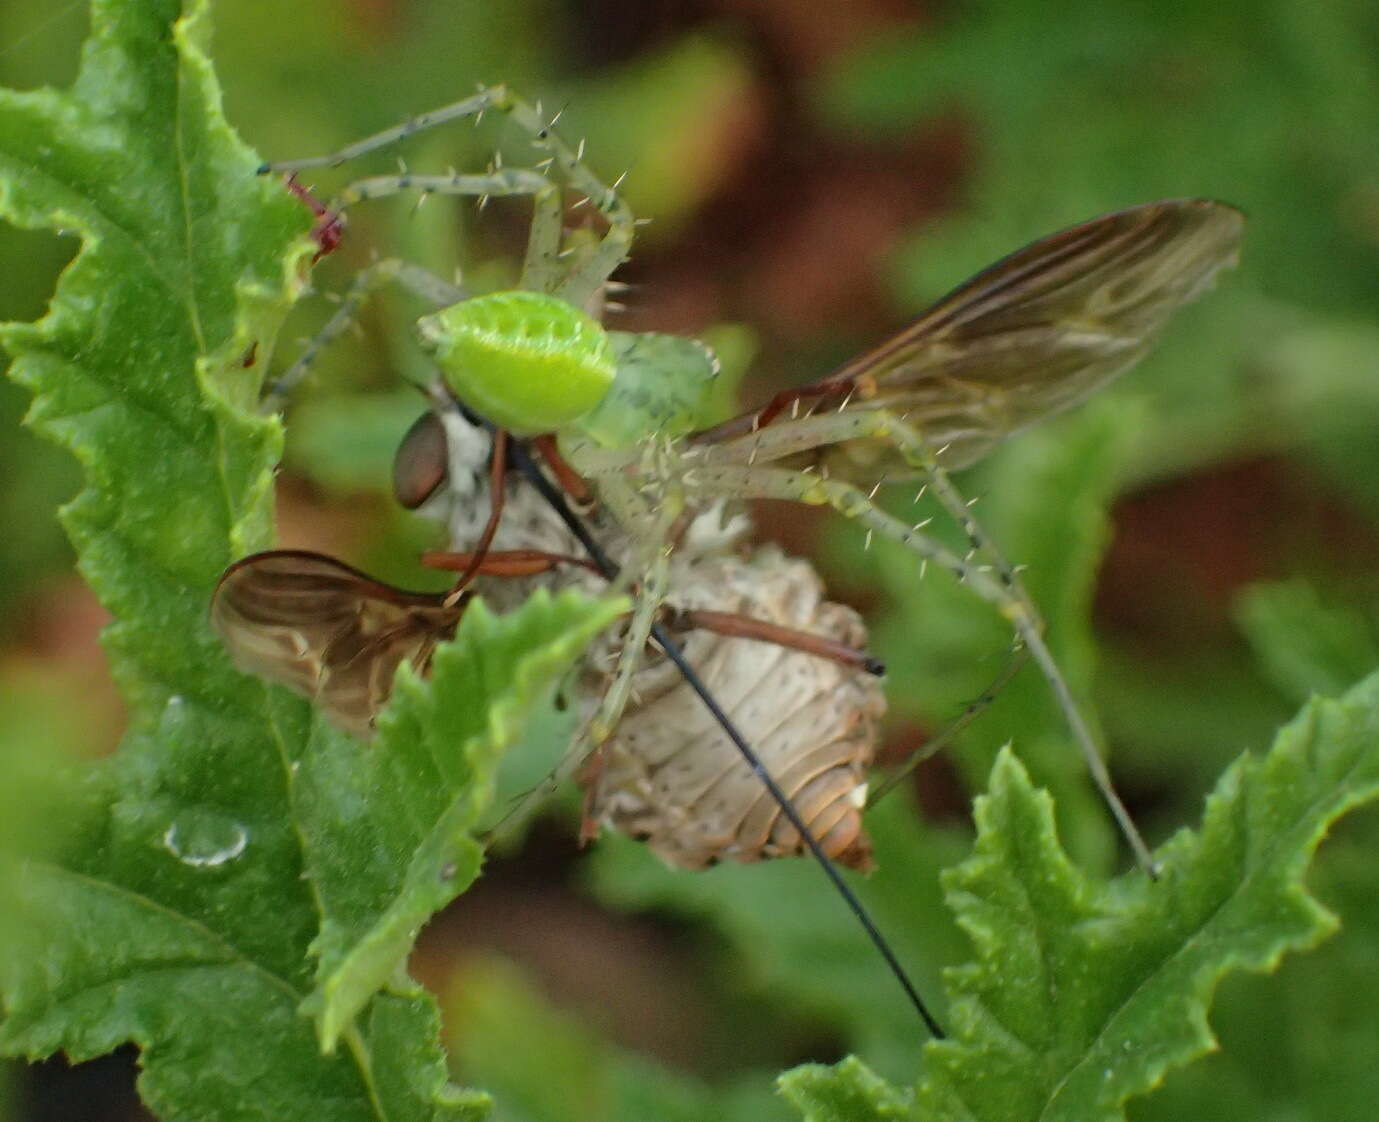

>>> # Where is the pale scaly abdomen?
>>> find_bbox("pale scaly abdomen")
[582,547,883,870]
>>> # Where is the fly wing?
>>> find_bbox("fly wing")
[699,199,1244,472]
[211,550,461,737]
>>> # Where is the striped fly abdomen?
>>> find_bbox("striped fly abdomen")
[584,550,883,870]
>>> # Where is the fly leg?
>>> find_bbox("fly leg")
[866,645,1029,807]
[423,549,885,672]
[420,548,600,578]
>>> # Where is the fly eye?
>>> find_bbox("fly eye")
[392,411,449,509]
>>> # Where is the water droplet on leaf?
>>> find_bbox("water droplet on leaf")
[162,810,248,868]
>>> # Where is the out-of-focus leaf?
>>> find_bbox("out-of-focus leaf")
[1094,643,1292,806]
[0,1,500,1117]
[215,0,551,179]
[1236,580,1379,703]
[287,390,431,494]
[554,35,758,234]
[1263,321,1379,517]
[446,955,743,1122]
[822,2,1379,313]
[588,791,969,1085]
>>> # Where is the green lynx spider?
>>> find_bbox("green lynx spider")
[246,85,1242,881]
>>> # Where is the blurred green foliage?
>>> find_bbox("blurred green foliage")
[2,0,1378,1120]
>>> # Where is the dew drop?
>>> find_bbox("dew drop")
[162,810,248,868]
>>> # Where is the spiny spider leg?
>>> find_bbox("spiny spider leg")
[491,524,674,854]
[262,257,464,409]
[263,85,635,311]
[700,406,1028,596]
[260,88,507,171]
[522,181,565,294]
[590,541,672,746]
[684,460,1159,876]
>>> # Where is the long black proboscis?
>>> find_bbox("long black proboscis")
[500,427,946,1040]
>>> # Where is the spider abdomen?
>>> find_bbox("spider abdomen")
[417,290,616,435]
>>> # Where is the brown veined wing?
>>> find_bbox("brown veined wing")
[211,550,464,738]
[696,198,1244,474]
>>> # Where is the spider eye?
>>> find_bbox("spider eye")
[417,290,616,435]
[392,411,449,510]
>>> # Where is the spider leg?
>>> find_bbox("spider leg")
[588,510,673,747]
[521,182,565,295]
[261,89,509,171]
[700,406,1027,596]
[685,461,1160,877]
[263,85,635,312]
[559,525,674,846]
[262,257,464,410]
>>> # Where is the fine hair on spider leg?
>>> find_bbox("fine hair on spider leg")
[262,85,634,311]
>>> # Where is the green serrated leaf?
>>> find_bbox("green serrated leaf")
[300,589,626,1050]
[780,1057,916,1122]
[792,670,1379,1121]
[445,955,729,1122]
[0,2,492,1118]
